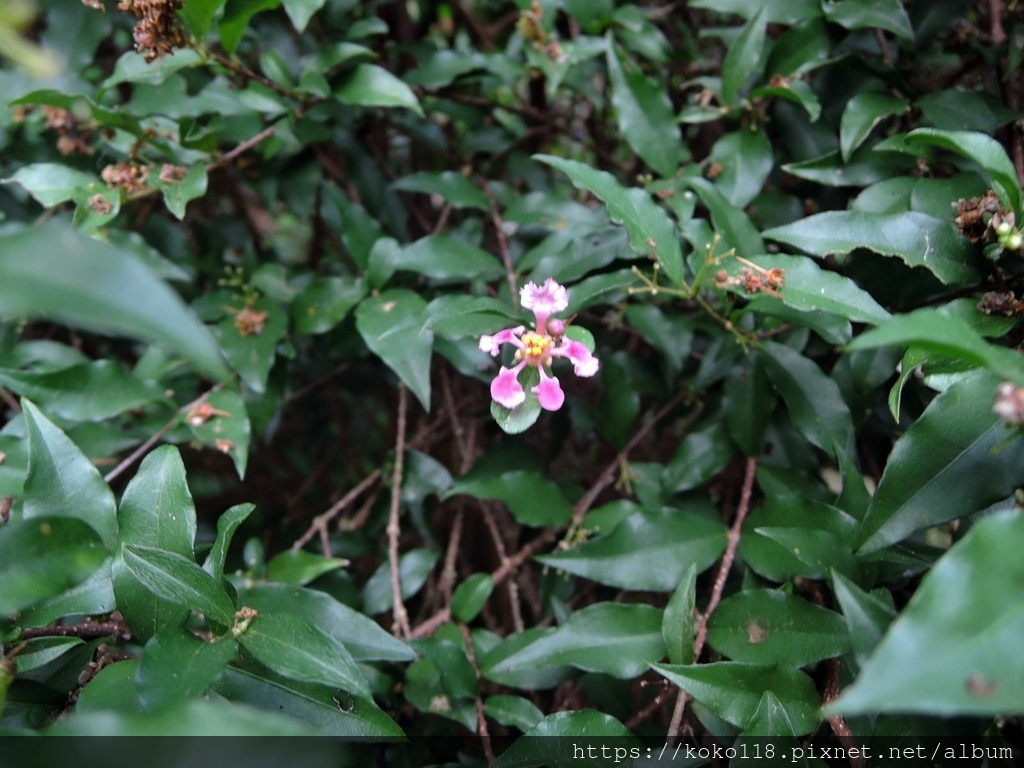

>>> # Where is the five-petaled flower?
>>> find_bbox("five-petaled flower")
[479,278,599,411]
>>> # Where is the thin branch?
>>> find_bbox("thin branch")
[482,179,518,305]
[667,456,758,740]
[20,619,131,642]
[104,383,224,484]
[0,387,21,414]
[989,0,1007,46]
[291,469,381,550]
[460,623,496,764]
[387,384,411,640]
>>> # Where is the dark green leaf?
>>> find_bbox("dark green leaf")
[446,469,572,527]
[662,422,736,492]
[709,129,774,208]
[536,156,685,287]
[830,570,896,667]
[484,695,544,732]
[840,93,909,162]
[857,372,1024,553]
[264,550,347,586]
[391,171,489,210]
[363,548,439,614]
[684,177,765,257]
[202,503,255,582]
[238,612,370,698]
[706,589,850,666]
[22,399,118,548]
[46,699,313,735]
[355,290,433,409]
[335,64,423,116]
[662,564,697,665]
[120,544,236,627]
[138,630,239,711]
[724,356,772,456]
[822,0,914,41]
[219,0,281,54]
[0,517,106,615]
[0,222,229,380]
[493,711,642,768]
[452,573,494,623]
[214,297,287,394]
[187,389,251,479]
[180,0,225,38]
[484,603,665,679]
[291,277,366,335]
[830,510,1024,716]
[722,5,767,103]
[764,210,978,285]
[372,236,504,283]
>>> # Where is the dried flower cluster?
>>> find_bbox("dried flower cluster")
[994,382,1024,425]
[978,291,1024,317]
[715,258,785,298]
[101,162,150,195]
[954,191,1006,243]
[117,0,186,61]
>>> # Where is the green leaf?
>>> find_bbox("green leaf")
[684,177,765,257]
[187,389,251,479]
[446,469,572,528]
[760,341,855,460]
[764,210,978,285]
[722,5,767,103]
[281,0,327,31]
[150,164,207,220]
[0,361,162,423]
[202,503,255,582]
[756,525,856,579]
[709,129,774,208]
[113,446,197,641]
[22,399,118,548]
[830,570,896,667]
[243,583,413,662]
[214,297,287,394]
[662,564,697,665]
[0,517,106,615]
[652,662,819,735]
[662,422,736,492]
[102,49,203,89]
[391,171,489,210]
[237,612,370,698]
[840,93,909,162]
[484,603,665,679]
[606,44,680,177]
[452,573,494,623]
[493,711,642,768]
[903,128,1024,219]
[219,0,281,54]
[5,163,104,207]
[19,558,116,626]
[489,366,543,434]
[0,222,230,381]
[536,156,684,287]
[138,630,239,711]
[120,544,236,627]
[291,276,366,335]
[180,0,226,38]
[690,0,820,25]
[355,290,433,410]
[483,695,544,732]
[9,636,85,674]
[857,372,1024,553]
[372,236,504,283]
[538,506,726,591]
[264,550,347,586]
[706,589,850,667]
[335,64,423,116]
[822,0,914,41]
[480,628,574,690]
[783,148,916,188]
[723,356,772,456]
[213,665,403,737]
[363,548,439,615]
[829,510,1024,716]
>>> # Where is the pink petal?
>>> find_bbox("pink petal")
[520,278,569,316]
[479,326,525,356]
[555,340,599,377]
[491,366,526,408]
[532,374,565,411]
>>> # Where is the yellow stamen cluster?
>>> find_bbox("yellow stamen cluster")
[517,331,553,364]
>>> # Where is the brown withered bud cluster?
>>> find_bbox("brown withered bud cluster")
[234,306,269,337]
[978,291,1024,317]
[994,382,1024,426]
[101,162,149,195]
[954,191,1005,242]
[118,0,186,61]
[716,264,785,298]
[158,163,187,183]
[34,106,95,156]
[517,1,566,62]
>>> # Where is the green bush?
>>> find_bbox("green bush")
[1,0,1023,762]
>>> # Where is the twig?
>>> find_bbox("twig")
[209,125,277,172]
[0,387,21,414]
[823,658,866,768]
[482,180,518,305]
[460,623,496,764]
[439,508,465,604]
[291,469,381,550]
[989,0,1007,46]
[387,384,411,640]
[104,383,224,484]
[20,619,131,642]
[208,50,306,103]
[667,456,758,740]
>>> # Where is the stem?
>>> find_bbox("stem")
[387,384,411,640]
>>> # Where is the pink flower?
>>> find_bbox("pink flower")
[479,279,599,412]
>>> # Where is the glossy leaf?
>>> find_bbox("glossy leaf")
[830,570,896,667]
[857,372,1024,553]
[214,297,287,394]
[709,129,773,208]
[291,276,366,335]
[0,517,106,615]
[484,695,544,732]
[137,630,239,711]
[186,389,251,479]
[536,156,684,287]
[0,222,229,380]
[722,5,767,103]
[335,64,423,116]
[452,573,494,623]
[662,422,735,493]
[237,612,370,698]
[831,510,1024,716]
[706,590,850,666]
[363,548,439,614]
[662,564,697,666]
[391,171,489,210]
[840,93,909,161]
[652,662,820,735]
[265,550,347,586]
[764,210,978,285]
[723,355,772,456]
[537,508,727,591]
[6,163,103,207]
[22,399,118,548]
[120,544,236,627]
[372,235,504,283]
[355,290,433,410]
[150,163,207,220]
[202,503,255,582]
[446,469,572,528]
[0,361,164,422]
[822,0,914,40]
[484,603,665,679]
[493,711,642,768]
[606,44,680,177]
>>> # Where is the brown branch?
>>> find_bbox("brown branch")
[20,619,131,642]
[989,0,1007,46]
[482,179,518,306]
[208,50,307,103]
[667,456,758,740]
[824,658,866,768]
[292,469,381,550]
[387,384,411,640]
[460,623,496,764]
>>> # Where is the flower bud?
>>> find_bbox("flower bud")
[547,318,565,337]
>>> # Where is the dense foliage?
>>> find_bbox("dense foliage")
[2,0,1024,763]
